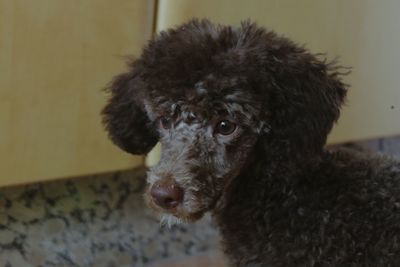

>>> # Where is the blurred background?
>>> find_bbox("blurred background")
[0,0,399,266]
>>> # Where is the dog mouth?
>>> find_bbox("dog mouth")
[172,210,206,223]
[149,200,206,223]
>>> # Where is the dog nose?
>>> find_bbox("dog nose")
[150,180,184,209]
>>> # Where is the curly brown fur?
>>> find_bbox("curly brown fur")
[102,19,400,266]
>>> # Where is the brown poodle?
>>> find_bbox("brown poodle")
[102,19,400,266]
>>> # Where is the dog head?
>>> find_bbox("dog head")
[102,19,347,222]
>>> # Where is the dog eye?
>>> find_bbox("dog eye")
[160,117,172,129]
[215,120,236,135]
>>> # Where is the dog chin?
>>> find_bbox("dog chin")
[159,214,184,227]
[159,213,203,227]
[154,207,207,227]
[160,209,205,225]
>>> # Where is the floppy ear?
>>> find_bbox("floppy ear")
[266,52,348,159]
[102,61,158,154]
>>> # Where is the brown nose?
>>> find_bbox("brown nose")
[150,180,184,209]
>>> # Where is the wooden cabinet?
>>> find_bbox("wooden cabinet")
[0,0,155,186]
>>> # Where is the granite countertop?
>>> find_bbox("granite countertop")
[0,167,221,267]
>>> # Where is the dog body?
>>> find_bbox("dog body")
[102,19,400,266]
[214,148,400,266]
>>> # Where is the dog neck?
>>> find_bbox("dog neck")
[211,148,325,265]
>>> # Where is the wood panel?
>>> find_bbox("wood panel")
[0,0,155,186]
[155,0,400,144]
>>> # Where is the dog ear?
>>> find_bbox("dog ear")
[233,22,348,160]
[266,53,348,160]
[102,61,158,154]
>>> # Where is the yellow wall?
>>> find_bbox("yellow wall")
[0,0,155,186]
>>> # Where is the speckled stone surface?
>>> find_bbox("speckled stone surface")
[0,167,220,267]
